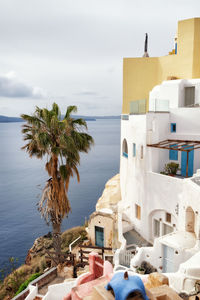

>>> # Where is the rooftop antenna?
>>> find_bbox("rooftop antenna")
[143,33,149,57]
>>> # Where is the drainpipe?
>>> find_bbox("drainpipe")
[69,236,81,253]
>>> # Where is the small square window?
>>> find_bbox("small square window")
[133,143,136,157]
[171,123,176,133]
[135,204,141,220]
[166,213,171,223]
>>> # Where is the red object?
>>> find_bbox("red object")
[63,252,113,300]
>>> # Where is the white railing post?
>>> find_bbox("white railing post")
[69,236,81,252]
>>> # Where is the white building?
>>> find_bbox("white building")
[118,79,200,293]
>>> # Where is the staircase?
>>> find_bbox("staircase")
[71,276,108,300]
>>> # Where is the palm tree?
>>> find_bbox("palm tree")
[21,103,94,263]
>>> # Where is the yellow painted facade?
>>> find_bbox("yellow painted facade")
[123,18,200,114]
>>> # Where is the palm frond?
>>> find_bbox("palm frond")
[64,105,77,120]
[21,102,93,225]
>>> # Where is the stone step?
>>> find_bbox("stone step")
[91,281,114,300]
[71,276,107,300]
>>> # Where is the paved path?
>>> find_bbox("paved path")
[123,228,150,247]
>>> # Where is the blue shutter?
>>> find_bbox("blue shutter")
[169,144,178,160]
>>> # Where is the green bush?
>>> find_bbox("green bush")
[15,273,41,295]
[163,162,179,175]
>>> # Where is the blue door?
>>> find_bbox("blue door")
[169,144,178,160]
[181,146,194,177]
[95,226,104,247]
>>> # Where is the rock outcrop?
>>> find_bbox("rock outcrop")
[96,174,121,211]
[25,235,53,265]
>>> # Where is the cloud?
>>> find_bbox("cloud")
[73,90,98,96]
[0,72,45,98]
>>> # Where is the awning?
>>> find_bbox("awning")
[147,139,200,151]
[147,139,200,177]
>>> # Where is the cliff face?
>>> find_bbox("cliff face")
[25,233,53,266]
[88,174,121,250]
[96,173,121,211]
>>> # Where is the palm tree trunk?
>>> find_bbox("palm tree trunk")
[52,220,62,264]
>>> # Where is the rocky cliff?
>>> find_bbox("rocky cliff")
[96,173,121,211]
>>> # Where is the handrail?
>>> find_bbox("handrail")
[69,236,81,252]
[79,244,112,251]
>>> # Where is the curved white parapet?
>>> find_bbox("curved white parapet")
[24,285,38,300]
[113,206,127,267]
[43,280,76,300]
[168,251,200,294]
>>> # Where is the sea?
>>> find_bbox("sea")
[0,119,120,270]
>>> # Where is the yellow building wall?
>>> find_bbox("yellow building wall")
[123,18,200,114]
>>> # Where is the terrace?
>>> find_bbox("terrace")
[147,139,200,178]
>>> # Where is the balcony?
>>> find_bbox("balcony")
[147,139,200,178]
[130,99,146,114]
[149,98,169,112]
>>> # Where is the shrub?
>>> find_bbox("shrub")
[40,259,47,271]
[15,273,41,295]
[163,162,179,175]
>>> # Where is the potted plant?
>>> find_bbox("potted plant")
[163,162,179,176]
[136,267,145,274]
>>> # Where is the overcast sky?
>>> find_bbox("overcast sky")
[0,0,199,117]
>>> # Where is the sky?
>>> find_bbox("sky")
[0,0,200,117]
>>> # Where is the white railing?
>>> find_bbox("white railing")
[69,236,81,252]
[119,250,135,267]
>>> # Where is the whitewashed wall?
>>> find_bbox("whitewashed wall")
[149,79,200,109]
[120,115,147,236]
[120,79,200,244]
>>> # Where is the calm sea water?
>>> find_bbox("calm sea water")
[0,119,120,269]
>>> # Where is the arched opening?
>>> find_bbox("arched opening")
[122,139,128,158]
[185,206,195,233]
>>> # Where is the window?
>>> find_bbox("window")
[135,204,141,220]
[141,145,144,159]
[122,139,128,158]
[163,223,173,235]
[169,144,178,160]
[133,143,136,157]
[171,123,176,133]
[154,219,160,237]
[166,213,171,223]
[185,86,195,107]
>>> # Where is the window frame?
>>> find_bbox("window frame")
[166,213,171,223]
[154,219,160,237]
[122,139,128,158]
[135,204,141,220]
[170,123,176,133]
